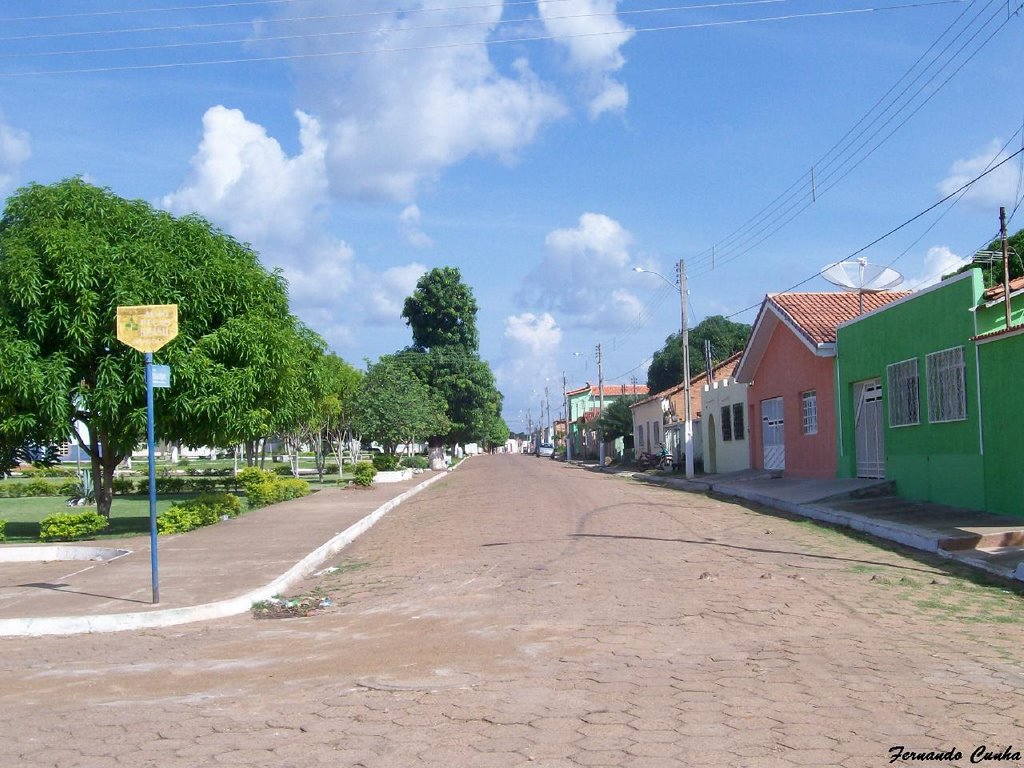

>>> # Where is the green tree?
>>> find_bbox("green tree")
[647,315,751,394]
[597,398,635,445]
[403,266,479,351]
[400,267,505,459]
[352,355,448,454]
[953,227,1024,287]
[0,178,309,516]
[312,353,362,479]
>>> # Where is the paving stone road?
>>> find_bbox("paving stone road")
[2,454,1023,768]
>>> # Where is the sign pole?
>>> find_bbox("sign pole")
[146,352,159,604]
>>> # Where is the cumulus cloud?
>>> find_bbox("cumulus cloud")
[538,0,634,118]
[361,262,429,323]
[281,0,566,201]
[938,139,1021,209]
[905,245,972,290]
[399,204,433,248]
[0,114,30,196]
[494,312,563,420]
[518,212,644,327]
[162,106,328,244]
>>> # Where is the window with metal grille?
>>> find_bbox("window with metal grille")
[926,346,966,423]
[887,358,920,427]
[801,390,818,435]
[732,403,745,440]
[720,405,733,441]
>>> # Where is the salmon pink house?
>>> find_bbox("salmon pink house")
[734,291,907,478]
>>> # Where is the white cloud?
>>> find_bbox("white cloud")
[399,204,433,248]
[538,0,634,118]
[938,139,1021,209]
[906,245,971,290]
[162,106,328,245]
[495,312,563,418]
[361,261,429,323]
[519,212,644,327]
[283,0,566,202]
[0,114,30,197]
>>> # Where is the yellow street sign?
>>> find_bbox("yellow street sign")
[116,304,179,353]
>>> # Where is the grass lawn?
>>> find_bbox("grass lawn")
[0,494,202,543]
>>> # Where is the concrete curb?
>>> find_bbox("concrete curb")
[629,472,1024,583]
[0,462,463,638]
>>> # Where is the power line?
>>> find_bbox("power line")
[0,1,965,76]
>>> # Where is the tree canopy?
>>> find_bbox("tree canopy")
[403,266,479,351]
[647,315,751,394]
[352,355,448,453]
[398,267,505,449]
[0,178,322,514]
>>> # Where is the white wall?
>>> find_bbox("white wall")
[700,378,751,474]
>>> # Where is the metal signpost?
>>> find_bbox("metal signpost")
[116,304,178,604]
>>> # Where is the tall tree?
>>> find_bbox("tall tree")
[400,268,504,463]
[954,227,1024,287]
[403,266,479,351]
[0,178,309,516]
[647,315,751,394]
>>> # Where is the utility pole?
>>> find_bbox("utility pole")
[563,371,571,461]
[1001,206,1012,330]
[596,343,605,467]
[678,259,694,479]
[544,385,551,443]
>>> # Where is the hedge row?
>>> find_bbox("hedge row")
[236,468,310,508]
[157,493,243,535]
[38,511,108,542]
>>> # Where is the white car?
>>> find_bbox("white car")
[536,443,555,458]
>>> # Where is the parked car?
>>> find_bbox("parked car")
[536,443,555,458]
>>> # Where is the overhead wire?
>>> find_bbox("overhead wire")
[685,0,1021,280]
[0,1,967,76]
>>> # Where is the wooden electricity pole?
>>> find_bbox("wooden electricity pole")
[597,343,605,467]
[1001,206,1012,330]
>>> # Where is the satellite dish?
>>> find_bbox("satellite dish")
[820,257,903,313]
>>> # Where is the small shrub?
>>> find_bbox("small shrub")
[39,511,108,542]
[111,477,136,495]
[23,478,60,497]
[245,478,281,508]
[4,483,26,498]
[352,461,377,487]
[400,455,429,470]
[154,476,187,494]
[0,518,6,542]
[273,465,295,477]
[372,453,400,471]
[279,478,310,500]
[57,479,82,495]
[157,492,241,534]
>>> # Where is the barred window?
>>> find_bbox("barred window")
[801,391,818,435]
[732,403,745,440]
[721,406,733,441]
[926,346,966,423]
[887,358,920,427]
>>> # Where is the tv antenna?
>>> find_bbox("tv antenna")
[820,257,904,314]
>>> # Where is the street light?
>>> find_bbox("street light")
[633,263,694,479]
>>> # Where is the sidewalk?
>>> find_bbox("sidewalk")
[627,466,1024,584]
[0,468,453,637]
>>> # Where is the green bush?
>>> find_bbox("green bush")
[279,478,310,500]
[353,461,377,487]
[273,465,295,477]
[111,477,136,495]
[58,479,82,495]
[0,518,6,542]
[157,492,242,534]
[235,467,309,508]
[39,511,109,542]
[2,483,26,498]
[372,453,400,471]
[23,478,60,497]
[154,476,187,494]
[400,455,429,470]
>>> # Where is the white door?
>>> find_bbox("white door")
[761,397,785,470]
[854,379,885,479]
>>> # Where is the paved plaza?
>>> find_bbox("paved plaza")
[1,454,1022,767]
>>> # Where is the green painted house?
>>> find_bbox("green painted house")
[834,268,1024,518]
[566,382,647,461]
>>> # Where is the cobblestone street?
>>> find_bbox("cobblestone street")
[2,454,1022,767]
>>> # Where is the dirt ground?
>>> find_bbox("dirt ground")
[2,454,1022,767]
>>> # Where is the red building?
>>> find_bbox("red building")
[734,291,907,478]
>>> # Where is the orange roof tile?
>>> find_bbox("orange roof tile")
[983,275,1024,302]
[770,291,911,346]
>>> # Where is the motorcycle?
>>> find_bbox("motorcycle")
[638,446,673,471]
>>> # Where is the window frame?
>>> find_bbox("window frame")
[886,357,920,428]
[720,405,733,442]
[926,346,967,424]
[801,390,818,435]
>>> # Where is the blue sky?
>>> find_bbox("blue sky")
[1,0,1021,434]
